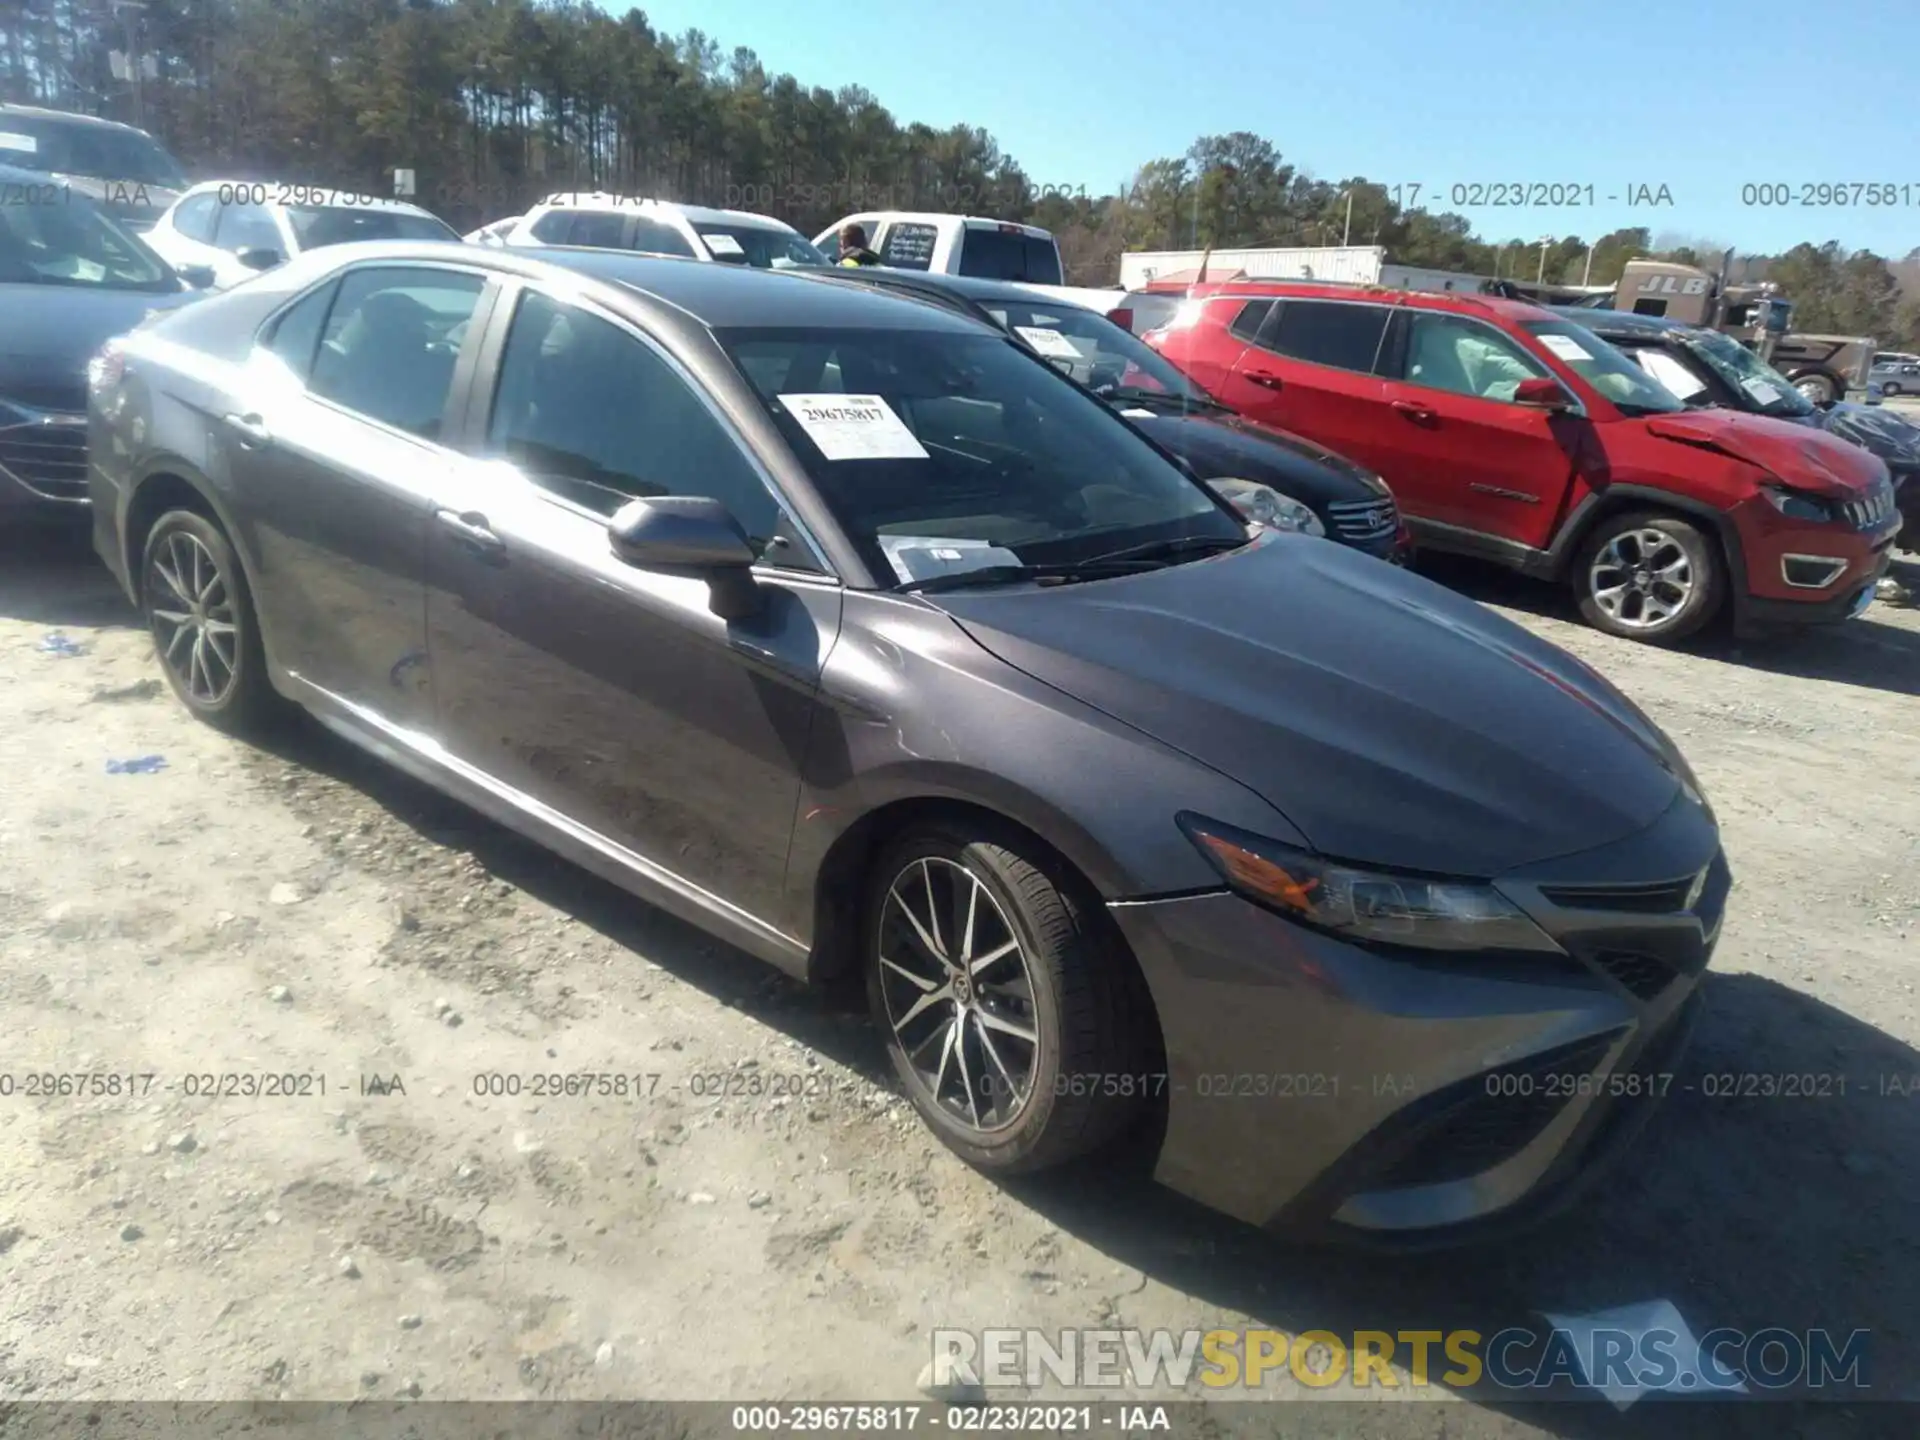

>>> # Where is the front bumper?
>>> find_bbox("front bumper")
[1728,492,1900,630]
[1110,791,1725,1246]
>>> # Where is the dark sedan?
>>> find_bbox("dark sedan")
[808,267,1409,561]
[92,243,1725,1244]
[0,161,203,520]
[1553,306,1920,553]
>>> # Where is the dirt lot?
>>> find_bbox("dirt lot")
[1,521,1917,1437]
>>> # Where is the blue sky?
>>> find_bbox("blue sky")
[626,0,1920,259]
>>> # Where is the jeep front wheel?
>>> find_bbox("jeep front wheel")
[1574,512,1723,643]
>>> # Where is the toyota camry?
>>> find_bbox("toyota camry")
[88,243,1729,1244]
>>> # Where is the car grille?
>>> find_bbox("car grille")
[1370,1032,1621,1189]
[1842,480,1897,530]
[0,419,89,503]
[1539,876,1697,912]
[1324,496,1399,545]
[1589,949,1678,1000]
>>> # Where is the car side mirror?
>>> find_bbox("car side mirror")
[1514,376,1574,411]
[178,263,217,289]
[608,495,762,620]
[235,246,283,272]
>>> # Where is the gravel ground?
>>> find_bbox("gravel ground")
[1,523,1916,1438]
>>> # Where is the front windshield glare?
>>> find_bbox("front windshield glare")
[697,225,828,268]
[1687,331,1814,416]
[1524,320,1687,413]
[0,195,173,290]
[285,205,459,249]
[719,327,1242,586]
[978,299,1209,405]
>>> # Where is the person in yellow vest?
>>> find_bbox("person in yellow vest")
[837,223,881,267]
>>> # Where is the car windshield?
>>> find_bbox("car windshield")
[1523,319,1688,415]
[0,115,187,188]
[717,326,1245,587]
[974,295,1212,409]
[1683,330,1815,417]
[0,189,175,291]
[283,205,460,250]
[694,223,827,269]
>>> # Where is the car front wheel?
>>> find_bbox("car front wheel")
[1794,373,1837,405]
[1573,511,1723,643]
[141,509,278,733]
[864,825,1151,1174]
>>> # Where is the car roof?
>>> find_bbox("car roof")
[1162,278,1557,325]
[0,103,145,133]
[1546,305,1693,339]
[532,193,801,232]
[841,212,1055,238]
[339,243,983,332]
[811,268,1055,307]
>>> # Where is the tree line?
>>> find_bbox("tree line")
[4,0,1917,346]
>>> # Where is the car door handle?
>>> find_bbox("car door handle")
[434,508,505,557]
[223,412,271,446]
[1391,400,1437,424]
[1242,370,1284,391]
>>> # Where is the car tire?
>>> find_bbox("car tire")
[1794,373,1837,405]
[864,823,1151,1175]
[1884,381,1902,397]
[1573,510,1723,643]
[140,509,279,734]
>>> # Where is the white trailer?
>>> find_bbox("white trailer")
[1119,245,1494,294]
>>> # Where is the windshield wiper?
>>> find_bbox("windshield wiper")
[898,560,1151,594]
[1099,385,1229,414]
[1079,534,1249,567]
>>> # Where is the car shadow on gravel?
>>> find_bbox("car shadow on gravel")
[1004,972,1919,1438]
[239,707,898,1075]
[0,520,138,629]
[1418,551,1920,701]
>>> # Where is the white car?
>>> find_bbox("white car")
[812,211,1126,315]
[477,192,829,269]
[143,181,461,289]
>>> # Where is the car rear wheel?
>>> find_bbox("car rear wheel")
[1794,373,1837,405]
[141,509,278,733]
[864,825,1150,1174]
[1883,381,1903,397]
[1574,511,1723,643]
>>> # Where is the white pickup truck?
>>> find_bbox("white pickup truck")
[812,211,1126,317]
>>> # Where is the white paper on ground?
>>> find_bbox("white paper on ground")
[1014,326,1083,359]
[780,394,928,461]
[0,132,37,153]
[1741,376,1785,404]
[1539,334,1593,362]
[876,535,1021,585]
[702,232,745,256]
[1539,1299,1745,1410]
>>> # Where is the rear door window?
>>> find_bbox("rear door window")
[1255,300,1390,374]
[563,211,627,248]
[308,266,486,439]
[878,222,938,269]
[629,216,696,257]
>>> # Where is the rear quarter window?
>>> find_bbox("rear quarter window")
[955,229,1062,284]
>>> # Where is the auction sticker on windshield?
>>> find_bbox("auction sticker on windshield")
[1539,334,1592,362]
[703,232,745,256]
[1014,326,1082,359]
[1742,376,1786,404]
[781,394,929,460]
[0,133,36,154]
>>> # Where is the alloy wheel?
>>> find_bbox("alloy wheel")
[1589,528,1695,631]
[876,856,1041,1134]
[146,529,240,706]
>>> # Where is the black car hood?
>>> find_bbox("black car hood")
[1129,412,1391,509]
[938,534,1683,878]
[0,283,195,414]
[1793,401,1920,468]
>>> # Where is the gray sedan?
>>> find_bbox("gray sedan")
[89,242,1727,1244]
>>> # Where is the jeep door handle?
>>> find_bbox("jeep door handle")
[434,508,505,558]
[1391,400,1436,424]
[223,412,271,446]
[1242,370,1284,391]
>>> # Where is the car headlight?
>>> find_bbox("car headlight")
[1211,478,1326,536]
[1761,484,1835,522]
[1179,814,1559,953]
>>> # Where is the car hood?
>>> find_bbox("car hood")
[1641,409,1886,495]
[0,284,196,414]
[1791,401,1920,468]
[1129,412,1391,510]
[935,534,1684,878]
